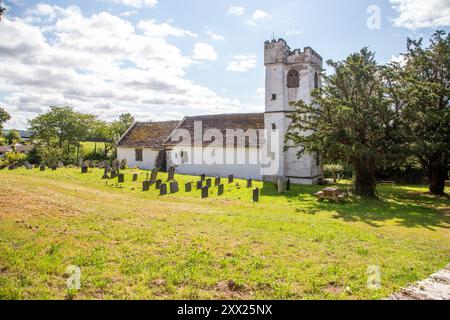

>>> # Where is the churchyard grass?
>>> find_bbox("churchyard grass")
[0,168,449,299]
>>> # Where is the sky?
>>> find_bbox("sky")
[0,0,449,129]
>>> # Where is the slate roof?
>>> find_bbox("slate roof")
[117,121,180,149]
[163,113,265,148]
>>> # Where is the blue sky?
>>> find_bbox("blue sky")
[1,0,449,129]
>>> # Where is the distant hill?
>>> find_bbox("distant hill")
[2,130,31,139]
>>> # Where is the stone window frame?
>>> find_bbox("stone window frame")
[314,72,320,89]
[287,69,300,88]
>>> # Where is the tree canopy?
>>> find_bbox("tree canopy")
[0,107,11,133]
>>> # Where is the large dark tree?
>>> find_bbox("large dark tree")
[403,31,449,195]
[0,0,6,21]
[286,48,396,198]
[386,31,449,195]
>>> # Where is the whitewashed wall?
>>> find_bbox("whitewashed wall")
[167,146,263,180]
[117,147,159,170]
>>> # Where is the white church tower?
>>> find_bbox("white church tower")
[263,38,323,184]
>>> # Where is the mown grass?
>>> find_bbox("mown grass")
[0,167,448,300]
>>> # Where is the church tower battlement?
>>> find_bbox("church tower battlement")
[263,39,323,184]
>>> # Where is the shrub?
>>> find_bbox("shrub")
[2,152,27,166]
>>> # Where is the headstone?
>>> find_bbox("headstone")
[253,188,259,202]
[169,181,179,193]
[277,178,285,194]
[214,177,221,186]
[98,161,106,169]
[89,162,95,168]
[196,180,203,190]
[102,168,109,179]
[286,178,291,191]
[185,182,192,192]
[40,165,45,171]
[51,165,57,171]
[228,174,234,183]
[201,186,208,199]
[200,174,206,181]
[218,184,224,196]
[132,173,138,181]
[167,166,175,181]
[120,159,127,170]
[25,163,32,170]
[247,178,252,188]
[150,168,158,184]
[155,179,162,189]
[142,180,150,191]
[81,166,88,174]
[105,164,112,173]
[57,161,64,168]
[206,178,212,187]
[8,165,14,170]
[118,174,124,183]
[159,183,167,196]
[111,170,117,178]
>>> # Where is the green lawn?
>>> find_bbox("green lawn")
[0,167,448,300]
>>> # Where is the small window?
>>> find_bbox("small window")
[287,69,299,88]
[135,149,143,162]
[271,123,277,130]
[315,151,320,166]
[271,94,277,101]
[314,72,320,89]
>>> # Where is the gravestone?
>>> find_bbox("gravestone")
[118,174,124,183]
[185,182,192,192]
[286,178,291,191]
[196,180,203,190]
[228,174,234,183]
[81,166,88,174]
[119,159,127,170]
[8,165,14,170]
[132,173,138,181]
[142,180,150,191]
[155,179,162,189]
[51,165,57,171]
[206,178,212,187]
[201,186,209,199]
[214,177,221,186]
[169,181,179,193]
[218,184,224,196]
[253,188,259,202]
[277,178,285,194]
[150,168,158,184]
[159,183,167,196]
[57,161,64,168]
[25,163,33,170]
[247,178,252,188]
[200,174,206,181]
[98,161,106,169]
[40,165,45,171]
[102,168,109,179]
[111,170,117,178]
[167,166,175,181]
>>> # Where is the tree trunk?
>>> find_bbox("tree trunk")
[428,161,446,195]
[353,167,377,198]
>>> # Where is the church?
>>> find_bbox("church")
[116,39,323,185]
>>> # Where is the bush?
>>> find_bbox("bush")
[2,152,27,166]
[37,146,64,167]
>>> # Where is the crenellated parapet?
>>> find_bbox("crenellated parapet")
[264,38,322,68]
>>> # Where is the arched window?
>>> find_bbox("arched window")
[287,69,299,88]
[314,72,320,89]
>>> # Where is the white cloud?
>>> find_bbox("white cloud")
[247,9,272,26]
[205,28,224,41]
[0,5,253,129]
[114,0,158,8]
[227,6,245,16]
[192,42,218,61]
[226,55,257,72]
[120,10,138,17]
[138,19,198,38]
[390,0,450,30]
[285,29,303,36]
